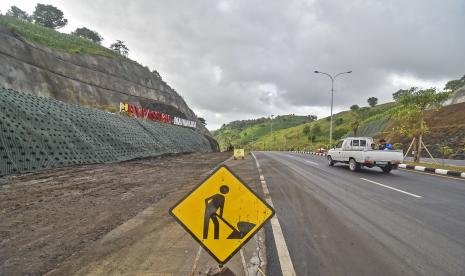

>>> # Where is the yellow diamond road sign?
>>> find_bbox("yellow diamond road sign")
[169,164,275,264]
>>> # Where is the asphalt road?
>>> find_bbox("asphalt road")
[253,151,465,276]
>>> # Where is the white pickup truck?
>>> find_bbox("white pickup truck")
[327,137,403,173]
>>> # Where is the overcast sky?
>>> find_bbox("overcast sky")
[2,1,464,130]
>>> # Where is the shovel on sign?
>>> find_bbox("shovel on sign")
[214,214,255,239]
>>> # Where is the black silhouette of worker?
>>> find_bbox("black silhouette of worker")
[203,185,229,239]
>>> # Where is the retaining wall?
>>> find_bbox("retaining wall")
[0,88,213,177]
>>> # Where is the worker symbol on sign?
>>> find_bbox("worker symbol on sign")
[203,185,255,240]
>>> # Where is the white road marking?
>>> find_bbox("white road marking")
[285,153,319,166]
[305,160,319,166]
[360,178,423,198]
[240,249,249,276]
[190,246,203,275]
[251,152,296,276]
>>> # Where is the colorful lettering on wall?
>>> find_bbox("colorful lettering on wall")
[173,117,197,128]
[119,102,196,128]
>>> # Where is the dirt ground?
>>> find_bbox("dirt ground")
[44,154,267,276]
[0,152,231,276]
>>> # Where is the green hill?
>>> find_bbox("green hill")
[213,103,396,151]
[0,15,122,58]
[212,115,316,151]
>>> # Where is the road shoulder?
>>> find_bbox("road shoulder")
[45,154,267,276]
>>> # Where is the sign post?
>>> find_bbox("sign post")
[169,165,274,265]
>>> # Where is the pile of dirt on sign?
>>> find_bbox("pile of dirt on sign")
[0,151,230,275]
[0,87,214,177]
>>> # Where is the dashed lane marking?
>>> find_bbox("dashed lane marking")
[305,160,320,166]
[360,177,423,198]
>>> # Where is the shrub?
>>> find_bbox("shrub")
[71,27,103,44]
[303,125,310,135]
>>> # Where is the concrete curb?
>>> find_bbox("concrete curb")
[289,151,465,179]
[397,164,465,178]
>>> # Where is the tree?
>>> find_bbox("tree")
[71,27,103,44]
[394,87,451,162]
[367,97,378,107]
[444,75,465,91]
[198,117,206,125]
[313,124,321,135]
[350,108,361,136]
[350,104,359,111]
[335,118,344,126]
[392,89,410,101]
[333,128,349,140]
[307,115,317,121]
[32,4,68,29]
[303,125,310,135]
[440,146,454,158]
[110,40,129,56]
[6,6,31,21]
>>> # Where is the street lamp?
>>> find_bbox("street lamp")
[314,70,352,148]
[270,114,274,151]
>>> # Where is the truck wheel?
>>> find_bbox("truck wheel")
[328,156,334,166]
[382,165,392,173]
[349,158,360,172]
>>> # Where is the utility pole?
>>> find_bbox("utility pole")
[314,70,352,148]
[270,114,274,151]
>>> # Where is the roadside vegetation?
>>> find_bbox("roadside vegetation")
[212,115,317,151]
[391,88,451,162]
[214,102,395,151]
[214,77,465,158]
[0,4,129,59]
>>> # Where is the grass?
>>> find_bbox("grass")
[214,103,397,152]
[0,15,123,59]
[213,115,313,151]
[245,103,396,151]
[403,161,465,173]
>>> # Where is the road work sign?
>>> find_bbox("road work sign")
[169,165,274,264]
[233,149,245,160]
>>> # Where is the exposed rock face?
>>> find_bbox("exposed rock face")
[0,26,211,136]
[444,84,465,106]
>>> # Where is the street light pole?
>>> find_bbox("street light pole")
[270,114,274,151]
[314,70,352,148]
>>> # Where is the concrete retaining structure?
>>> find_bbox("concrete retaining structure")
[0,87,214,177]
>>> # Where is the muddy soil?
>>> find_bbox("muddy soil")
[0,152,230,275]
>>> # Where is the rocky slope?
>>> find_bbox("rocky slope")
[0,26,210,135]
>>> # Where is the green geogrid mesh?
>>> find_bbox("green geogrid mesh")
[0,87,213,177]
